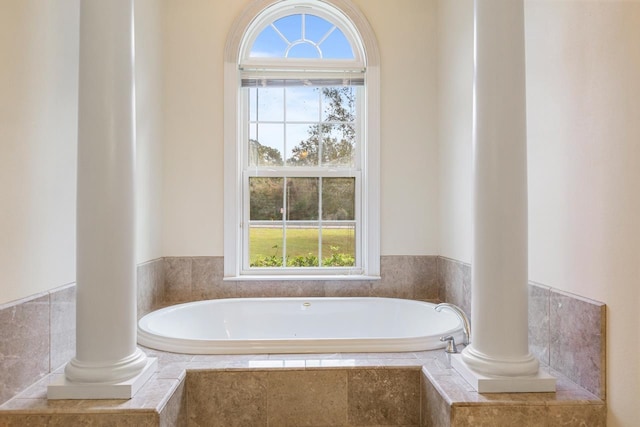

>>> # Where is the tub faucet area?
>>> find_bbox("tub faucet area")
[434,303,471,346]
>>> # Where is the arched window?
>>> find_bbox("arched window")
[224,0,379,279]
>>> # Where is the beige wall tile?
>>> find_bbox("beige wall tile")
[528,283,550,365]
[159,378,187,427]
[451,405,547,427]
[0,294,50,405]
[267,370,347,426]
[138,259,165,316]
[50,284,76,371]
[437,257,470,317]
[192,257,236,300]
[547,403,606,427]
[421,373,451,427]
[374,256,438,299]
[186,370,268,427]
[164,257,193,303]
[348,369,420,426]
[550,290,606,399]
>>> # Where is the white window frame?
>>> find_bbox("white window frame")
[224,0,380,280]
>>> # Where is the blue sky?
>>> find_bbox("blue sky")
[250,13,354,59]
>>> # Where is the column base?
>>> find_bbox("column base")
[451,354,556,393]
[47,358,157,400]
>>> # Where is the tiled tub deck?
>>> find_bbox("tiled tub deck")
[0,348,605,427]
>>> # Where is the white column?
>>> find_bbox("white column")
[451,0,554,393]
[48,0,156,399]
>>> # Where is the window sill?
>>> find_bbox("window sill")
[223,274,381,282]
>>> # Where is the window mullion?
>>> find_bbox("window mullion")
[318,178,323,266]
[282,177,288,267]
[318,90,324,167]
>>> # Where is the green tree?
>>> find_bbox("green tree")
[249,139,283,166]
[288,87,355,166]
[249,177,283,220]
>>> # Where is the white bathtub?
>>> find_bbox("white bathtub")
[138,297,464,354]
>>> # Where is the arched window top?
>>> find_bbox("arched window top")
[250,13,354,59]
[239,0,366,69]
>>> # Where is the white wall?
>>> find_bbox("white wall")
[526,2,640,426]
[0,0,165,305]
[353,0,439,255]
[135,0,165,263]
[0,0,79,305]
[161,0,241,256]
[161,0,440,256]
[436,0,473,263]
[437,1,640,425]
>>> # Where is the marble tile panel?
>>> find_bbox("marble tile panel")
[191,256,236,300]
[141,347,193,363]
[235,280,325,298]
[323,279,372,297]
[159,378,186,427]
[163,257,192,302]
[347,369,420,426]
[340,352,418,360]
[528,282,550,366]
[135,378,185,413]
[0,294,50,405]
[0,376,183,418]
[549,290,606,399]
[423,373,478,405]
[0,414,51,426]
[547,403,606,426]
[49,284,76,372]
[5,372,59,400]
[450,405,547,427]
[138,259,165,316]
[48,413,158,426]
[374,256,437,299]
[0,393,160,426]
[155,362,190,380]
[413,256,439,300]
[186,370,268,427]
[152,258,166,306]
[421,373,451,427]
[267,369,348,426]
[137,260,153,316]
[267,352,342,360]
[437,257,471,319]
[419,354,454,376]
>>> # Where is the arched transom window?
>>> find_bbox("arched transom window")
[224,0,379,279]
[249,13,354,59]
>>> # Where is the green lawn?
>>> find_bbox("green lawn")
[249,226,355,264]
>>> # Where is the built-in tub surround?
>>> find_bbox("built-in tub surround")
[138,298,465,354]
[437,257,606,400]
[0,255,605,408]
[0,348,605,426]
